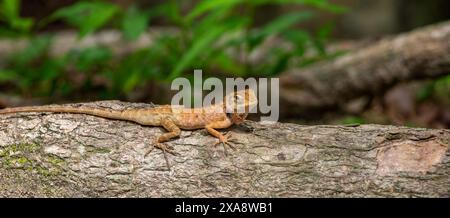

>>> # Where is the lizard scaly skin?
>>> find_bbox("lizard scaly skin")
[0,89,258,169]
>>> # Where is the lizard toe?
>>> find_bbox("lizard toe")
[144,147,155,158]
[225,141,237,150]
[154,142,179,156]
[152,142,180,170]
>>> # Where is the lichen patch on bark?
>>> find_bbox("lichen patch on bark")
[376,140,447,176]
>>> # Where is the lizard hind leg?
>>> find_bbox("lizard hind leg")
[144,118,181,170]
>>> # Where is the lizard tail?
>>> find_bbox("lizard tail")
[0,105,136,122]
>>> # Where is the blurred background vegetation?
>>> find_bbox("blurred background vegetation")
[0,0,449,128]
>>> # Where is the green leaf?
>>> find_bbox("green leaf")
[186,0,242,22]
[122,71,141,92]
[284,0,348,13]
[210,52,245,76]
[0,69,18,82]
[341,116,365,125]
[195,14,249,41]
[270,51,290,75]
[263,11,312,35]
[169,26,228,80]
[0,0,34,32]
[434,75,450,100]
[121,6,150,40]
[10,17,33,31]
[1,0,19,19]
[67,46,112,71]
[166,0,183,24]
[0,27,20,37]
[317,22,334,40]
[311,22,334,55]
[416,83,435,101]
[435,75,450,89]
[248,11,313,50]
[282,29,310,44]
[51,1,119,38]
[13,35,52,65]
[243,0,347,13]
[39,58,64,81]
[305,0,348,13]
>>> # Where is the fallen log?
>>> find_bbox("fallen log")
[280,21,450,116]
[0,101,448,197]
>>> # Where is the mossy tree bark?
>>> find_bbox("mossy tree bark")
[0,101,448,197]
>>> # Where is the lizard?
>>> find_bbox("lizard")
[0,89,258,170]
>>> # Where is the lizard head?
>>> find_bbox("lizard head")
[224,89,258,124]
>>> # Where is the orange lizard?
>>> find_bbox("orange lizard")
[0,89,258,169]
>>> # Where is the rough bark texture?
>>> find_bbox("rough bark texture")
[280,21,450,116]
[0,101,448,197]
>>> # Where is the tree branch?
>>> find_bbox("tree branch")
[0,101,448,197]
[280,21,450,116]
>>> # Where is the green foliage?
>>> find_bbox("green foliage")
[49,1,119,38]
[435,74,450,91]
[12,35,52,65]
[340,116,365,125]
[186,0,242,22]
[66,46,112,72]
[121,5,151,40]
[417,75,450,103]
[249,11,314,51]
[0,0,347,99]
[0,68,16,82]
[416,83,434,102]
[0,0,33,36]
[4,35,67,96]
[164,0,346,77]
[170,26,227,80]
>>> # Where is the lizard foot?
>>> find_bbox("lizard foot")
[145,142,179,170]
[213,132,237,155]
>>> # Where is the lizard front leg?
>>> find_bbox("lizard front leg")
[145,118,181,170]
[205,120,236,153]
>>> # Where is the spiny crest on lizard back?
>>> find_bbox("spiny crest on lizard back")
[224,89,258,115]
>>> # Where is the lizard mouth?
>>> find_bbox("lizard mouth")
[227,112,248,124]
